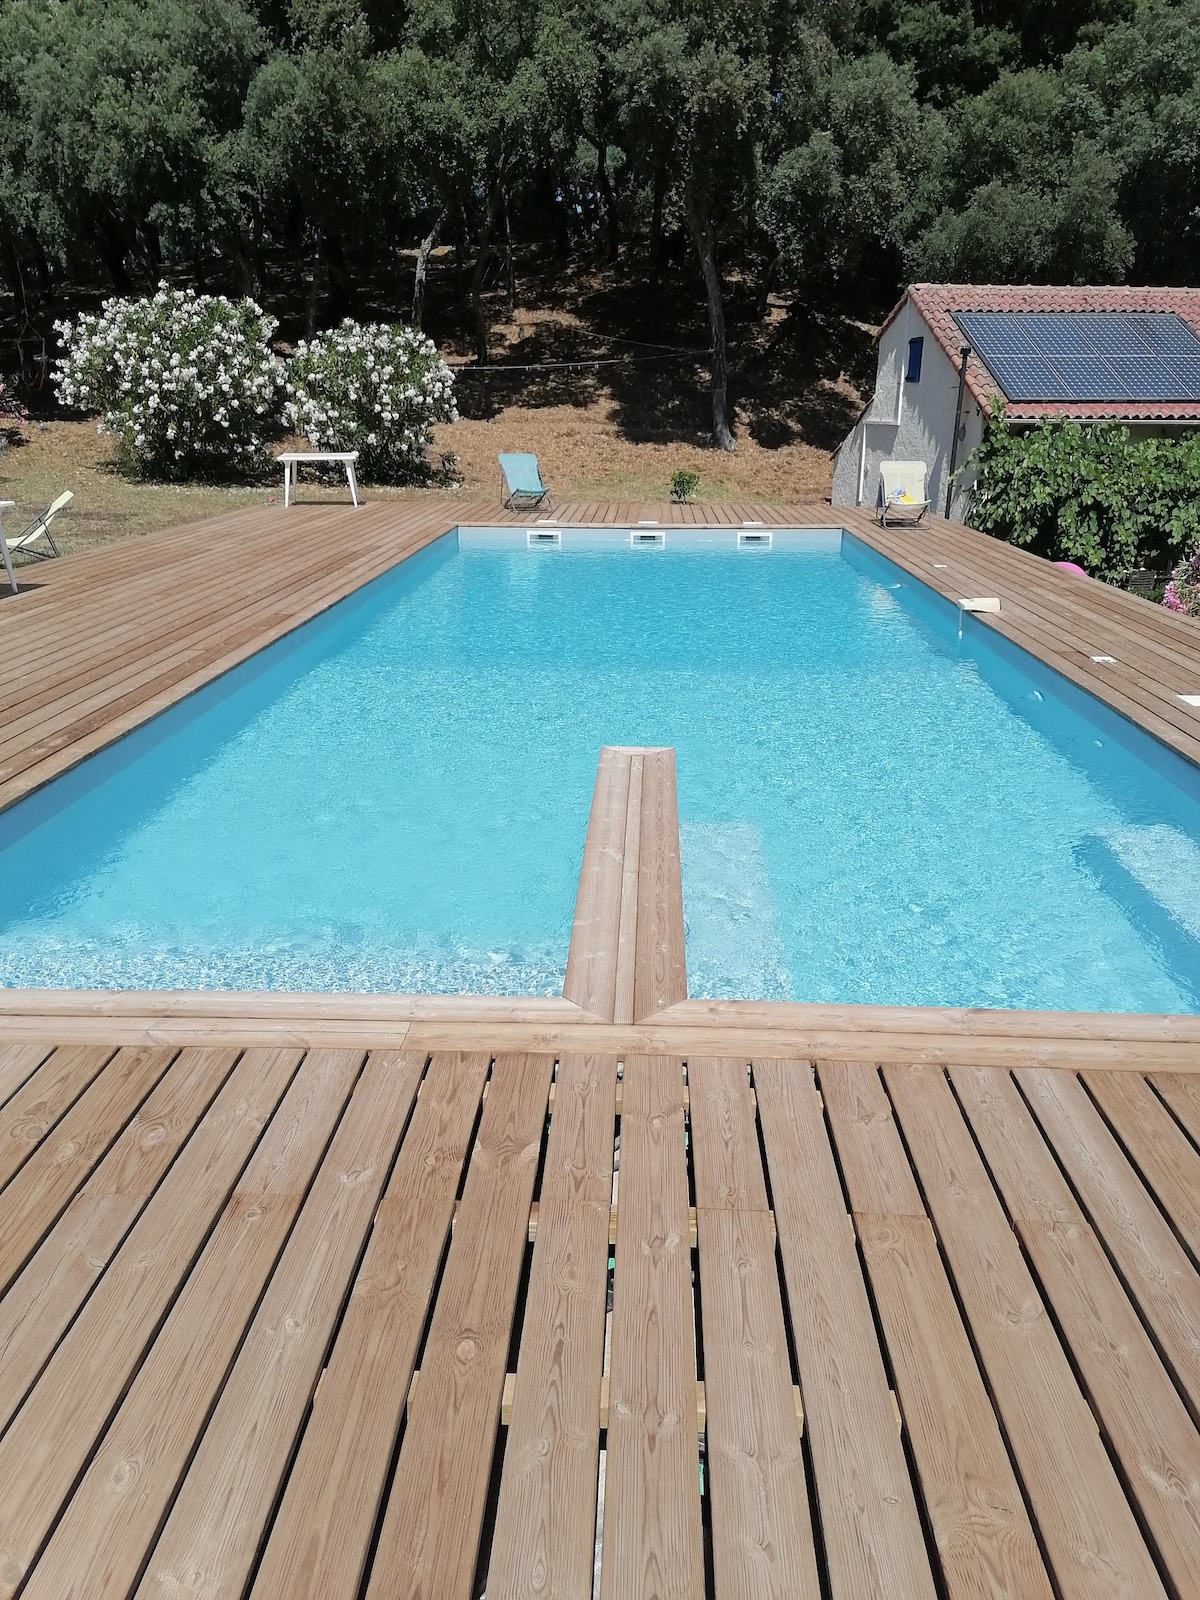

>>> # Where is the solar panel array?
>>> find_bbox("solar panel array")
[953,310,1200,403]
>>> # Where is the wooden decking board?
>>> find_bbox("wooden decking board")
[632,750,687,1022]
[1151,1071,1200,1144]
[885,1064,1171,1599]
[0,1048,240,1437]
[0,1042,56,1110]
[110,1050,407,1600]
[0,1047,306,1596]
[0,1043,117,1192]
[613,751,643,1024]
[1083,1069,1200,1261]
[953,1068,1200,1593]
[0,1044,176,1296]
[249,1051,489,1600]
[487,1052,618,1600]
[563,747,631,1022]
[22,1049,371,1600]
[364,1052,555,1600]
[690,1057,822,1600]
[1015,1067,1200,1422]
[5,989,1200,1066]
[753,1058,940,1600]
[600,1054,704,1600]
[819,1063,1055,1600]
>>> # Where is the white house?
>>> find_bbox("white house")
[832,283,1200,521]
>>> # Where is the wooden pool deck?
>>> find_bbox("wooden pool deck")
[2,497,1200,1597]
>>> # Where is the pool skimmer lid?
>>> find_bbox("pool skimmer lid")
[960,597,1001,613]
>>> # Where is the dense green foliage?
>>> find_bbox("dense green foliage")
[965,404,1200,582]
[7,2,1200,443]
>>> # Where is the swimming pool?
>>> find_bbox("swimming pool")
[2,525,1199,1011]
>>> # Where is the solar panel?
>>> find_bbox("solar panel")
[953,310,1200,403]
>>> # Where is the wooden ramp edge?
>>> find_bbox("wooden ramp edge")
[563,747,687,1024]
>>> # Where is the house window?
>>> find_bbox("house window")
[906,336,924,382]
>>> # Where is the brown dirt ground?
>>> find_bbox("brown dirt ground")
[0,251,873,560]
[0,402,838,563]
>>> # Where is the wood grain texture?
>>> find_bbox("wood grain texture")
[0,1043,116,1190]
[817,1060,925,1217]
[563,750,630,1022]
[614,752,643,1026]
[887,1064,1169,1600]
[25,1049,373,1600]
[0,1043,56,1110]
[600,1055,704,1600]
[250,1051,491,1600]
[364,1052,555,1600]
[488,1053,618,1600]
[0,1045,175,1296]
[632,752,687,1023]
[0,1048,239,1434]
[1152,1071,1200,1141]
[821,1064,1052,1600]
[1084,1069,1200,1259]
[1017,1066,1200,1421]
[128,1051,420,1600]
[7,993,1200,1070]
[689,1057,820,1600]
[753,1058,939,1600]
[0,1046,305,1598]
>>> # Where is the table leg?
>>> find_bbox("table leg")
[283,461,291,508]
[346,461,359,507]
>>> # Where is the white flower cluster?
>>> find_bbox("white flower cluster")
[284,319,458,483]
[54,282,287,478]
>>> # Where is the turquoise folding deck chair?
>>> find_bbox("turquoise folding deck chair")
[498,452,552,511]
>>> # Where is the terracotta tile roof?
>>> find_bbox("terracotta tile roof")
[882,283,1200,421]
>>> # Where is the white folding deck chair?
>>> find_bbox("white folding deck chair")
[877,460,930,526]
[5,490,73,561]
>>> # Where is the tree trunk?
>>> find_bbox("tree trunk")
[685,183,734,452]
[411,205,446,329]
[596,141,619,262]
[649,164,666,276]
[502,184,515,314]
[98,217,132,293]
[470,187,503,365]
[304,231,323,339]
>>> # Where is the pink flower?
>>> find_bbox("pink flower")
[1163,581,1188,614]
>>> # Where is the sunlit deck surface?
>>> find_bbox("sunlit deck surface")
[2,498,1200,1598]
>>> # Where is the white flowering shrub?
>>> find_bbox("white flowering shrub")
[284,320,458,483]
[54,283,286,479]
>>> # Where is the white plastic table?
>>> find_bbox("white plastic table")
[0,501,17,594]
[278,451,360,508]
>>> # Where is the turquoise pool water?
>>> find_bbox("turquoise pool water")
[2,526,1200,1010]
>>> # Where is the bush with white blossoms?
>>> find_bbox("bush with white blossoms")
[284,320,458,483]
[54,283,287,479]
